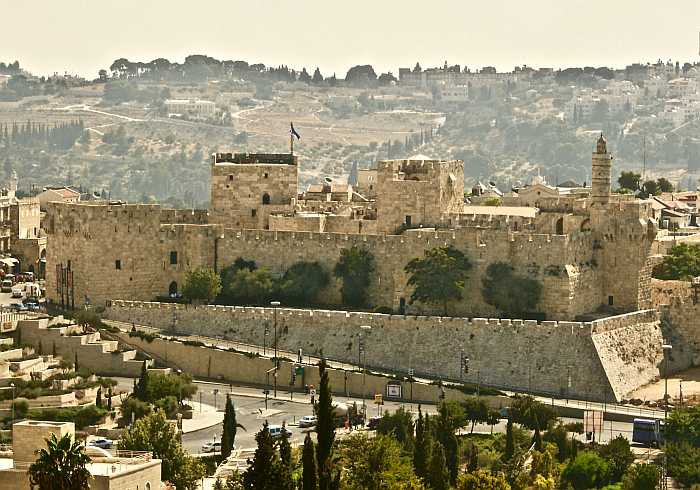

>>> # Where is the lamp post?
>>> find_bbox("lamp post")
[213,388,219,410]
[271,301,280,398]
[662,344,673,490]
[263,323,269,356]
[9,383,15,425]
[359,325,371,419]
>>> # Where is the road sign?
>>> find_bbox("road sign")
[295,365,304,375]
[310,389,316,397]
[408,368,414,377]
[374,394,383,405]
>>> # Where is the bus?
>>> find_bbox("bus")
[632,418,664,446]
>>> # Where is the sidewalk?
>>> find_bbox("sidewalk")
[182,401,224,434]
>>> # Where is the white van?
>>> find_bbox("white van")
[268,425,292,439]
[11,286,23,298]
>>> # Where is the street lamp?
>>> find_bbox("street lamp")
[359,325,371,418]
[213,388,219,410]
[662,343,673,490]
[263,323,269,356]
[271,301,280,398]
[9,383,14,425]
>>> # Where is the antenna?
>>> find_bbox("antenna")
[642,135,646,182]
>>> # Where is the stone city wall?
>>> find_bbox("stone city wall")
[46,200,610,319]
[652,278,700,366]
[105,301,664,402]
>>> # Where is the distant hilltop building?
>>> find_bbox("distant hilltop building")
[45,135,657,321]
[164,98,215,118]
[398,62,525,89]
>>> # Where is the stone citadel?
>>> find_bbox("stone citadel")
[41,135,684,401]
[45,135,655,320]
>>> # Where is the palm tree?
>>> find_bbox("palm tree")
[28,433,91,490]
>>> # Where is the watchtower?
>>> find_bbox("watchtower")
[590,134,612,206]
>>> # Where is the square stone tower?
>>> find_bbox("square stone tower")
[209,153,298,229]
[375,157,464,233]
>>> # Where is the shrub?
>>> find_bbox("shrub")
[121,396,152,422]
[561,451,611,490]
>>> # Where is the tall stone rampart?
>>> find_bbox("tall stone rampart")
[105,301,664,402]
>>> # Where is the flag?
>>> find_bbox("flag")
[290,122,301,140]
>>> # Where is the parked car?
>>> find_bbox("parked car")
[201,441,222,453]
[10,303,28,312]
[299,415,317,428]
[268,425,293,439]
[10,286,22,298]
[0,280,12,293]
[88,438,113,449]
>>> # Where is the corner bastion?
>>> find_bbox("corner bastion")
[105,301,664,402]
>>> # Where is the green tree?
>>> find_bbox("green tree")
[617,171,641,192]
[621,463,660,490]
[404,246,473,315]
[220,267,274,305]
[598,435,634,483]
[182,267,222,304]
[275,426,294,490]
[339,433,423,490]
[73,309,102,329]
[278,261,330,306]
[221,395,246,459]
[119,409,205,489]
[462,396,490,433]
[639,180,660,198]
[28,433,92,490]
[653,243,700,280]
[243,423,278,490]
[666,441,700,486]
[135,360,149,401]
[456,469,511,490]
[316,358,338,490]
[434,402,460,484]
[482,263,543,318]
[504,418,515,460]
[302,432,318,490]
[376,406,415,451]
[427,441,450,490]
[510,396,557,431]
[657,177,674,193]
[561,451,611,490]
[413,406,431,482]
[333,246,374,307]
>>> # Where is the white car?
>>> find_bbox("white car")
[268,425,293,439]
[299,415,317,428]
[201,441,222,453]
[11,286,23,298]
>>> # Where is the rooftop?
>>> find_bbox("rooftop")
[213,152,297,165]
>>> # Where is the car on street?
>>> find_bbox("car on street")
[299,415,317,428]
[268,425,293,439]
[0,280,12,293]
[11,286,22,298]
[10,303,28,312]
[201,441,222,453]
[88,438,113,449]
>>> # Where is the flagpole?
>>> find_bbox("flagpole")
[290,131,294,155]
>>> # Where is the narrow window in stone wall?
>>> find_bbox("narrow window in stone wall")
[608,295,614,306]
[170,251,178,265]
[115,260,121,270]
[228,175,233,181]
[251,209,257,217]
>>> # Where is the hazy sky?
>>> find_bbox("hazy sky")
[3,0,700,78]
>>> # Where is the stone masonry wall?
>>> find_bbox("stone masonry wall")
[106,301,664,402]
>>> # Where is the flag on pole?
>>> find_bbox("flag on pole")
[290,122,301,140]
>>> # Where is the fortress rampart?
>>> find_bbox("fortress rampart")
[105,300,663,402]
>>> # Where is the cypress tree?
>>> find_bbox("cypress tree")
[52,341,56,358]
[533,426,543,452]
[96,387,102,408]
[413,406,431,481]
[135,360,149,401]
[74,352,79,371]
[274,424,294,490]
[107,387,113,411]
[243,423,276,490]
[221,395,245,459]
[427,442,449,490]
[302,433,318,490]
[315,358,336,490]
[505,417,515,460]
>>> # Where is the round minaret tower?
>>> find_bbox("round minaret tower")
[591,134,612,206]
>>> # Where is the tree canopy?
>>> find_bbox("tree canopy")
[482,262,543,318]
[182,267,222,303]
[28,433,92,490]
[405,246,472,315]
[278,261,330,306]
[653,243,700,280]
[333,246,375,307]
